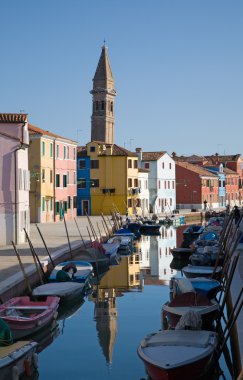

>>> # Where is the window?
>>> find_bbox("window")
[162,162,164,169]
[42,169,45,183]
[56,174,60,187]
[78,160,86,169]
[50,143,53,158]
[90,146,96,152]
[90,179,99,187]
[63,201,67,213]
[158,180,161,189]
[168,181,170,189]
[63,175,67,187]
[50,197,53,211]
[169,163,172,169]
[134,178,138,187]
[170,198,172,206]
[73,172,76,184]
[134,160,138,169]
[64,146,67,159]
[128,198,132,207]
[128,178,132,187]
[128,159,132,168]
[90,160,99,169]
[50,170,53,183]
[77,178,86,189]
[67,171,70,184]
[95,101,99,111]
[144,162,150,169]
[164,181,167,189]
[42,197,45,211]
[73,196,77,208]
[110,102,113,113]
[68,196,71,209]
[73,148,76,160]
[55,201,60,214]
[67,146,70,159]
[101,101,105,110]
[42,141,45,156]
[56,145,59,158]
[172,181,175,189]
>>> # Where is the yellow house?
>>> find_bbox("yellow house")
[29,124,55,223]
[86,141,139,215]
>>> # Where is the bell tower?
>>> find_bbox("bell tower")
[90,44,116,144]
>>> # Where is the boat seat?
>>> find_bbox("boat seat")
[0,341,31,358]
[141,330,216,349]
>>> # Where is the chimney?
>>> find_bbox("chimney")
[136,147,142,162]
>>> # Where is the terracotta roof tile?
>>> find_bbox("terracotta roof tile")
[205,154,242,163]
[28,123,77,143]
[176,161,217,177]
[0,113,27,123]
[142,151,166,161]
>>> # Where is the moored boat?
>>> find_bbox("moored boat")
[139,224,161,235]
[182,265,222,279]
[162,292,219,329]
[32,282,85,303]
[170,248,193,260]
[0,296,59,340]
[0,340,38,379]
[170,277,221,300]
[137,329,218,380]
[48,261,93,284]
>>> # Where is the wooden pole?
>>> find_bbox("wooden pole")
[23,228,44,284]
[12,241,32,293]
[86,226,93,245]
[74,217,87,249]
[97,222,103,242]
[35,224,55,268]
[102,220,109,238]
[85,212,98,240]
[101,212,111,237]
[63,213,72,259]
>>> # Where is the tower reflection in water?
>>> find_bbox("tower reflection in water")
[90,254,143,364]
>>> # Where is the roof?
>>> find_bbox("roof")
[223,167,239,176]
[141,151,166,161]
[205,154,242,163]
[93,45,114,83]
[176,161,218,177]
[0,113,27,123]
[173,154,207,162]
[87,141,137,157]
[28,123,77,143]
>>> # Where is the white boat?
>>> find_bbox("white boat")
[182,265,222,279]
[137,330,218,380]
[32,282,85,302]
[108,235,133,254]
[0,341,38,379]
[101,243,120,265]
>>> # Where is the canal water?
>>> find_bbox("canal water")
[35,225,230,380]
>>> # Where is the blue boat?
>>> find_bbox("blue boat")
[189,278,221,299]
[48,261,93,284]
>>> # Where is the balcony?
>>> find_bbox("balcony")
[129,187,141,195]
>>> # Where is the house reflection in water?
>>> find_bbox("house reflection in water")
[140,227,178,284]
[90,254,143,364]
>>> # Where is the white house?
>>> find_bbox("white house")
[137,168,149,216]
[0,113,30,245]
[136,148,176,215]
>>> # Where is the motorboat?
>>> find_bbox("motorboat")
[0,340,38,379]
[137,329,218,380]
[101,243,120,265]
[108,235,133,254]
[182,265,222,280]
[48,260,93,284]
[0,296,59,340]
[170,277,221,300]
[162,292,219,329]
[170,248,193,260]
[183,225,205,238]
[32,282,85,303]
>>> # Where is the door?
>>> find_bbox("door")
[82,200,89,215]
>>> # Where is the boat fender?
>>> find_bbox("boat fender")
[12,365,19,380]
[24,358,31,377]
[33,353,39,369]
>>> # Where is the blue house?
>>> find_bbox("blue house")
[77,147,91,215]
[205,164,226,208]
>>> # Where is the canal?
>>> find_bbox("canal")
[35,225,230,380]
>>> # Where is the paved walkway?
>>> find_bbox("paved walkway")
[0,216,111,284]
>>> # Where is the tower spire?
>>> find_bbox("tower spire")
[90,45,116,144]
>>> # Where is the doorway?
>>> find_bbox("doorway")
[82,200,89,215]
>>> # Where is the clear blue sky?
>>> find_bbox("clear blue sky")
[0,0,242,155]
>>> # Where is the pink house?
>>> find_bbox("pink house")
[54,138,77,221]
[0,113,30,245]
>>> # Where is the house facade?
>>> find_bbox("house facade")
[0,113,30,245]
[137,168,149,216]
[77,147,91,216]
[175,161,218,210]
[136,149,176,214]
[86,141,139,215]
[28,124,77,222]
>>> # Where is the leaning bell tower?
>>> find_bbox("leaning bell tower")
[90,44,116,144]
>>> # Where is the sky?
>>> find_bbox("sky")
[0,0,242,156]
